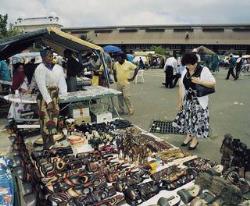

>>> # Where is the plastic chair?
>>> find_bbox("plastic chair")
[135,70,144,84]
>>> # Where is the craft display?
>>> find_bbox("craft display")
[8,120,250,206]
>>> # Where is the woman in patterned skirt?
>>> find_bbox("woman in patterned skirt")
[173,52,216,150]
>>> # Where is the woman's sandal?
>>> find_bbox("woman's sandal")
[181,135,192,147]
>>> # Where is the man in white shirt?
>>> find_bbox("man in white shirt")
[35,48,67,149]
[172,56,185,87]
[163,54,177,88]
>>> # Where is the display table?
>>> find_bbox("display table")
[3,86,121,104]
[3,86,121,127]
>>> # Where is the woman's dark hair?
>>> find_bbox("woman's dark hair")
[181,52,198,66]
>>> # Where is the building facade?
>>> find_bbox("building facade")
[14,16,62,33]
[62,24,250,54]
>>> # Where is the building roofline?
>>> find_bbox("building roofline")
[17,16,59,20]
[15,23,63,27]
[62,24,250,31]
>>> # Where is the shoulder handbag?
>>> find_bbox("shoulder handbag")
[195,84,215,97]
[194,65,215,97]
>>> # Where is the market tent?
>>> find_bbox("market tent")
[0,27,111,86]
[196,46,215,55]
[0,27,103,59]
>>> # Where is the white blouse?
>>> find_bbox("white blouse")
[180,66,216,109]
[34,63,67,104]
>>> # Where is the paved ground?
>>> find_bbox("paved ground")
[0,68,249,163]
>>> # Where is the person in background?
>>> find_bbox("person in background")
[35,48,67,149]
[235,53,243,79]
[8,63,30,120]
[210,54,220,73]
[99,53,114,87]
[0,59,11,92]
[157,57,161,68]
[162,52,177,88]
[24,58,37,85]
[113,52,138,115]
[204,55,211,68]
[172,55,185,87]
[160,57,165,69]
[64,49,82,92]
[139,57,145,70]
[226,54,237,80]
[173,52,216,150]
[0,59,11,82]
[241,58,249,72]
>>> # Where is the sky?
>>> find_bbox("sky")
[1,0,250,27]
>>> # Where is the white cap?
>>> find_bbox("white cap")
[192,48,198,53]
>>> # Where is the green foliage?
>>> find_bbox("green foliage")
[150,46,166,56]
[0,14,8,38]
[0,14,21,39]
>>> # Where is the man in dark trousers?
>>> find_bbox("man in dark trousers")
[162,53,177,88]
[64,49,82,92]
[226,54,237,80]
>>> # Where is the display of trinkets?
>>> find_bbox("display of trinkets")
[9,118,250,206]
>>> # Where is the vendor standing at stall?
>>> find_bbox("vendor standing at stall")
[63,49,82,92]
[34,48,67,149]
[113,52,138,115]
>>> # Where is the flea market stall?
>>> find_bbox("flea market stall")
[0,27,117,125]
[8,120,250,206]
[0,29,250,206]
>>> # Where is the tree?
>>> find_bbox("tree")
[0,14,21,39]
[0,14,8,38]
[150,46,166,56]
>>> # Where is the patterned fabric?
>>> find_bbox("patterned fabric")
[37,87,59,135]
[173,90,210,138]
